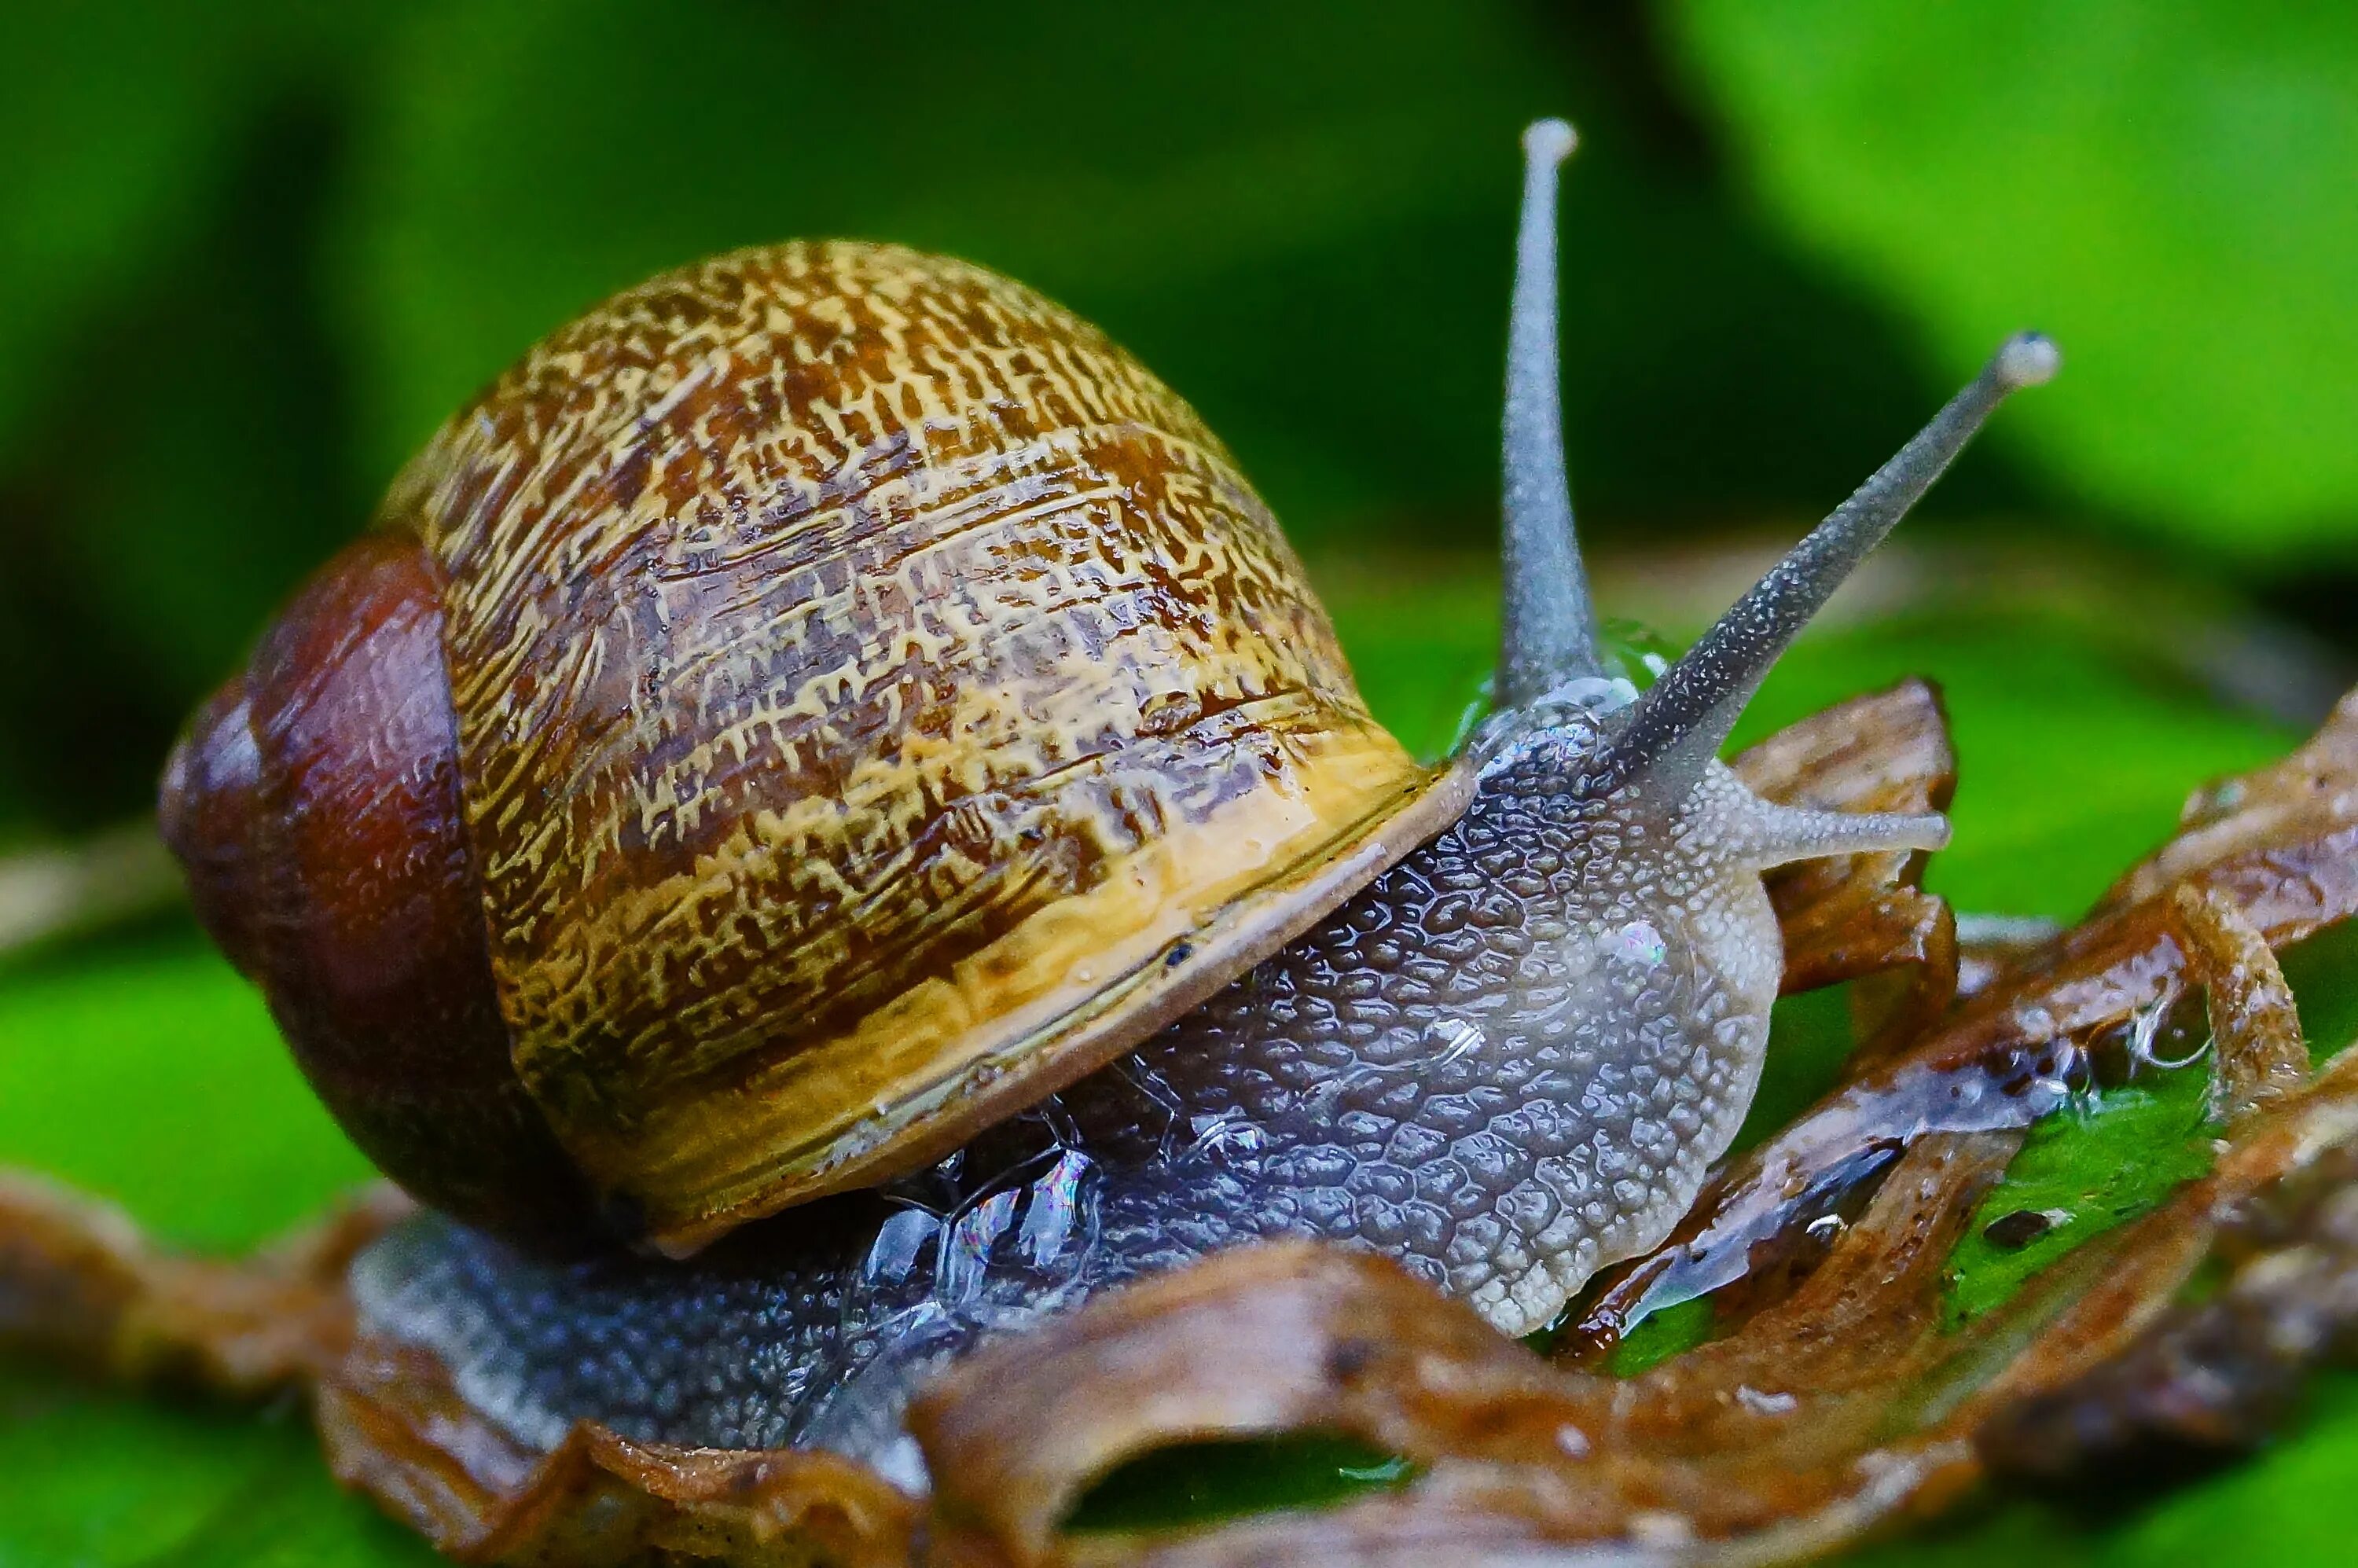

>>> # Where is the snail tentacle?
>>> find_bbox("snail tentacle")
[1713,795,1951,873]
[1497,117,1604,707]
[1607,332,2062,792]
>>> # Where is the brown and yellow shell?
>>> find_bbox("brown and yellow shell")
[164,241,1457,1254]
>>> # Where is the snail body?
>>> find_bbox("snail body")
[351,711,1889,1479]
[160,123,2055,1482]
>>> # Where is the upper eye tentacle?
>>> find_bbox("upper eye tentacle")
[1606,332,2061,795]
[1497,118,1606,709]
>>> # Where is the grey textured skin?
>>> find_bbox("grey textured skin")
[352,696,1942,1486]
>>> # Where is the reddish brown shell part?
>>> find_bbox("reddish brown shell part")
[159,535,588,1242]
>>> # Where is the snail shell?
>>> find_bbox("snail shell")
[163,243,1455,1254]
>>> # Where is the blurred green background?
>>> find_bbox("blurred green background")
[5,2,2358,1562]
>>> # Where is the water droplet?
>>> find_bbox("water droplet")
[938,1188,1020,1302]
[1734,1385,1797,1416]
[1612,920,1666,968]
[1422,1016,1485,1065]
[1184,1111,1267,1165]
[858,1207,939,1292]
[2128,979,2203,1072]
[1017,1148,1096,1269]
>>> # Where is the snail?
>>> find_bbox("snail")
[155,121,2055,1483]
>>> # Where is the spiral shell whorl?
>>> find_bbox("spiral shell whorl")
[382,242,1429,1248]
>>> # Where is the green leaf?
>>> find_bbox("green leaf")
[1945,1073,2216,1330]
[1067,1434,1414,1534]
[0,1362,432,1568]
[0,940,402,1557]
[1842,1375,2358,1567]
[0,941,374,1251]
[1606,1293,1718,1377]
[1947,914,2358,1324]
[1669,0,2358,556]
